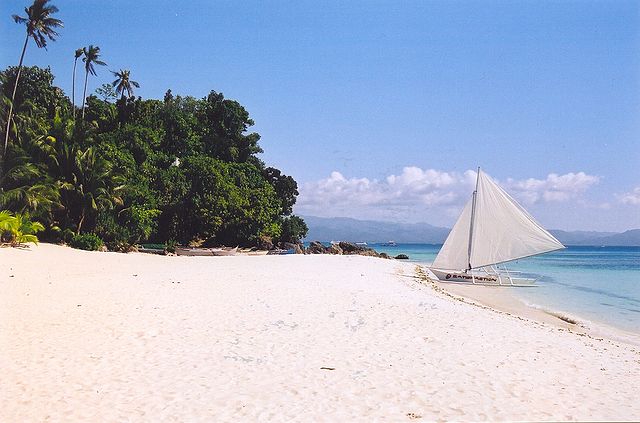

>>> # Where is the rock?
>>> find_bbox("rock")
[98,245,108,252]
[257,236,274,251]
[337,242,360,254]
[379,252,390,259]
[307,241,327,254]
[395,254,409,260]
[293,243,305,254]
[327,243,343,255]
[279,242,297,250]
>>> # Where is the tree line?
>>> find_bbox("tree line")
[0,0,307,250]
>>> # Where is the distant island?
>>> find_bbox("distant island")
[302,216,640,247]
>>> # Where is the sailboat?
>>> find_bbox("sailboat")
[430,168,564,286]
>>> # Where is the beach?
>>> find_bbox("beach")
[2,244,640,421]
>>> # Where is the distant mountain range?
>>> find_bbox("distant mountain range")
[302,216,640,246]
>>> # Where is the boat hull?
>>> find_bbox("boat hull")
[211,247,238,256]
[175,247,213,256]
[430,268,535,286]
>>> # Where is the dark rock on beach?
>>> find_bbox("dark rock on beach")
[395,254,409,260]
[327,243,343,255]
[307,241,327,254]
[304,241,389,259]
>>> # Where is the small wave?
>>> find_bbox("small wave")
[520,301,589,327]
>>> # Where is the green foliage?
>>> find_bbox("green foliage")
[1,62,306,249]
[69,232,103,251]
[95,83,117,102]
[263,167,298,216]
[157,156,282,245]
[1,66,69,120]
[280,215,308,244]
[0,209,44,246]
[96,205,160,250]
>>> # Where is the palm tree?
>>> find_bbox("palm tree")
[111,69,140,99]
[71,48,84,120]
[4,0,62,157]
[80,45,107,120]
[57,146,124,234]
[0,94,60,219]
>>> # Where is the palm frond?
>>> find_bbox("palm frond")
[12,15,28,24]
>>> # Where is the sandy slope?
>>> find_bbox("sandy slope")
[2,244,639,422]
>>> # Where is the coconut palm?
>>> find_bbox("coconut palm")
[0,95,60,218]
[71,48,84,120]
[57,146,124,234]
[111,69,140,99]
[4,0,62,157]
[80,45,107,120]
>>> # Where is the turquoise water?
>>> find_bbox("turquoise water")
[370,244,640,333]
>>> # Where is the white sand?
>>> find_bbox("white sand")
[2,244,639,421]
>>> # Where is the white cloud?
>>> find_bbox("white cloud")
[505,172,600,204]
[297,167,473,211]
[296,167,600,224]
[619,187,640,205]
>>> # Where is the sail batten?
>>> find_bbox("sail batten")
[432,169,564,271]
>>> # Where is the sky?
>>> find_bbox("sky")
[1,0,639,231]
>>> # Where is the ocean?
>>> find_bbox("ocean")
[370,244,640,334]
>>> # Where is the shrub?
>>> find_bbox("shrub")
[165,239,177,254]
[70,233,104,251]
[0,211,45,246]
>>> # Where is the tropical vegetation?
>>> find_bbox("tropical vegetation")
[1,0,307,250]
[0,210,44,246]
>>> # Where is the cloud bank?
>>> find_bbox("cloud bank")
[296,167,600,224]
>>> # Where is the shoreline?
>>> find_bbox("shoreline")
[3,244,640,421]
[423,270,640,347]
[405,254,640,344]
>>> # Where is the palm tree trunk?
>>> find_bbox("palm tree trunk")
[72,58,78,120]
[81,69,89,120]
[3,35,30,159]
[77,209,85,235]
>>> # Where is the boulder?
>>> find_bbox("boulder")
[307,241,327,254]
[293,243,305,254]
[337,242,360,254]
[327,243,343,255]
[395,254,409,260]
[279,242,297,250]
[257,236,274,251]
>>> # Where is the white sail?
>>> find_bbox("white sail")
[431,197,473,270]
[432,169,564,270]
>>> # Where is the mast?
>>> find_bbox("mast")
[466,167,480,271]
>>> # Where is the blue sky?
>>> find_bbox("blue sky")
[1,0,639,231]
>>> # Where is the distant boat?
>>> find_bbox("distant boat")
[267,249,290,255]
[175,247,213,256]
[381,241,398,247]
[211,246,238,256]
[176,246,238,256]
[430,168,564,286]
[355,242,368,246]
